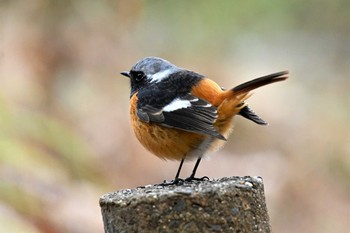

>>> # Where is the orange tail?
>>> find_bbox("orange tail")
[216,71,289,130]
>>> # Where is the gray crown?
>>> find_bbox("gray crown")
[132,57,180,77]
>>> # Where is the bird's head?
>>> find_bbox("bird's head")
[121,57,180,96]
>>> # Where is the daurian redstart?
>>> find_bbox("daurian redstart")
[121,57,288,184]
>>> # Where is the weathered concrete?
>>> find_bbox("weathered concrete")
[100,176,271,233]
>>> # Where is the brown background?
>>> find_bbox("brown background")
[0,1,349,233]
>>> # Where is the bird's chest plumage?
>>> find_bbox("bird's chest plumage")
[130,94,208,160]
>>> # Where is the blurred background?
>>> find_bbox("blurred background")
[0,0,349,232]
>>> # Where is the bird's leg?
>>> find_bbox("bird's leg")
[185,157,209,182]
[158,158,185,186]
[174,158,185,182]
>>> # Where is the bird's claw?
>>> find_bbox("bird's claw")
[185,176,209,182]
[157,178,185,186]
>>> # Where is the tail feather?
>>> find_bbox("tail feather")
[232,71,289,95]
[239,105,267,125]
[225,71,288,126]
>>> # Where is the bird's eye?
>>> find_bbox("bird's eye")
[136,72,144,82]
[131,71,145,82]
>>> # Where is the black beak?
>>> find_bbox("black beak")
[120,71,130,78]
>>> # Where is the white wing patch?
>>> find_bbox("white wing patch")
[148,69,173,83]
[163,98,192,112]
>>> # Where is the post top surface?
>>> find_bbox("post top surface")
[100,176,264,207]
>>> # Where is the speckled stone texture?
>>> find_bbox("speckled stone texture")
[100,176,271,233]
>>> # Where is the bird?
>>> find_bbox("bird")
[121,57,288,185]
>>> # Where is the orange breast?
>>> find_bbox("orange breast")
[130,94,206,161]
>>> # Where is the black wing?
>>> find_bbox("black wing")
[137,94,225,140]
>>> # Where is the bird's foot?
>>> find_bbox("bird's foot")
[184,175,209,182]
[157,178,185,186]
[155,176,209,186]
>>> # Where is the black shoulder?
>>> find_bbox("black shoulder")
[136,70,204,110]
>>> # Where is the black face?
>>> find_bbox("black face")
[122,57,179,98]
[129,70,149,97]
